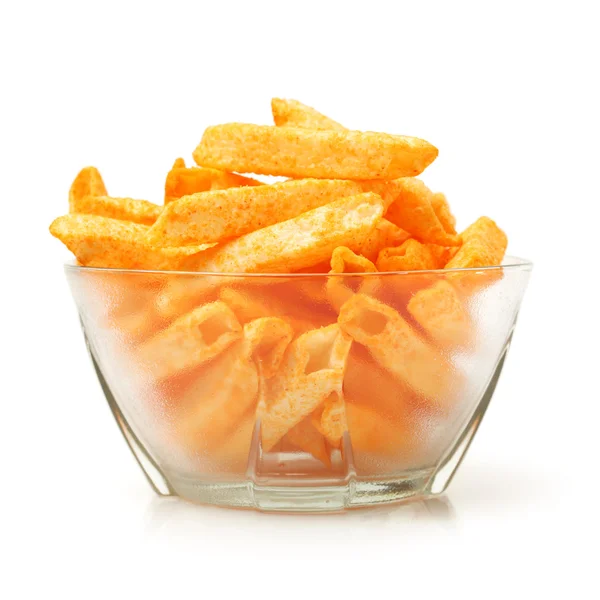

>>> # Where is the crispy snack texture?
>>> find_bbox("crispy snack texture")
[165,163,261,205]
[71,195,162,226]
[407,281,472,347]
[68,167,107,212]
[150,179,363,246]
[49,214,212,270]
[259,324,352,450]
[193,124,438,180]
[445,217,508,269]
[271,98,346,131]
[338,294,457,405]
[188,192,385,273]
[138,301,242,379]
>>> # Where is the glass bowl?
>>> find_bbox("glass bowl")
[65,258,531,512]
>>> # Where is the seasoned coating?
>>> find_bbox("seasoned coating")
[326,246,378,312]
[259,324,352,450]
[408,281,472,347]
[271,98,346,131]
[338,294,457,405]
[359,219,411,262]
[431,192,457,235]
[49,214,212,270]
[138,301,242,379]
[150,179,363,246]
[367,178,460,246]
[68,166,107,212]
[376,239,453,271]
[194,124,438,180]
[71,195,162,226]
[188,193,385,273]
[165,162,261,204]
[445,217,507,269]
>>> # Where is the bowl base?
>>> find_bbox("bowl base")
[165,467,437,513]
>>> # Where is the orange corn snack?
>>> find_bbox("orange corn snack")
[259,324,352,450]
[343,344,416,418]
[138,301,242,379]
[284,417,331,466]
[70,195,162,226]
[242,316,294,378]
[376,239,451,272]
[377,239,439,271]
[408,281,472,347]
[171,157,186,169]
[431,192,457,235]
[326,246,378,312]
[174,316,292,453]
[164,163,262,204]
[329,246,377,275]
[219,286,321,334]
[445,217,508,269]
[313,392,347,448]
[188,193,385,273]
[194,124,438,180]
[338,294,458,406]
[68,166,107,212]
[271,98,346,131]
[149,179,363,246]
[175,339,259,450]
[359,219,411,262]
[49,214,213,270]
[381,178,461,246]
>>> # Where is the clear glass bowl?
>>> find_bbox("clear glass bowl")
[65,258,531,512]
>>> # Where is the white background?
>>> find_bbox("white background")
[1,1,599,598]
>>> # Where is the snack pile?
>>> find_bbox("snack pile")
[51,99,509,474]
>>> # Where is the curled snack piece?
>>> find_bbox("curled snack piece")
[285,417,331,466]
[150,179,363,246]
[408,281,472,348]
[49,214,213,270]
[313,392,347,448]
[372,178,460,246]
[242,317,294,378]
[70,195,162,226]
[377,239,449,271]
[68,167,107,212]
[338,294,457,405]
[188,192,385,273]
[343,344,416,419]
[431,192,457,235]
[175,340,259,451]
[359,219,411,262]
[164,163,262,204]
[194,124,438,180]
[445,217,507,269]
[330,246,377,275]
[271,98,346,131]
[326,246,377,312]
[260,324,352,451]
[175,316,291,452]
[171,157,186,169]
[138,301,242,379]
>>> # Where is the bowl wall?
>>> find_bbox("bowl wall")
[66,260,531,511]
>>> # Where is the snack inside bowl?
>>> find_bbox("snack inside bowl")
[66,258,531,512]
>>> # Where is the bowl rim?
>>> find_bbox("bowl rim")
[63,255,533,278]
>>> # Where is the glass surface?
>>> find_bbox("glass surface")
[65,258,531,512]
